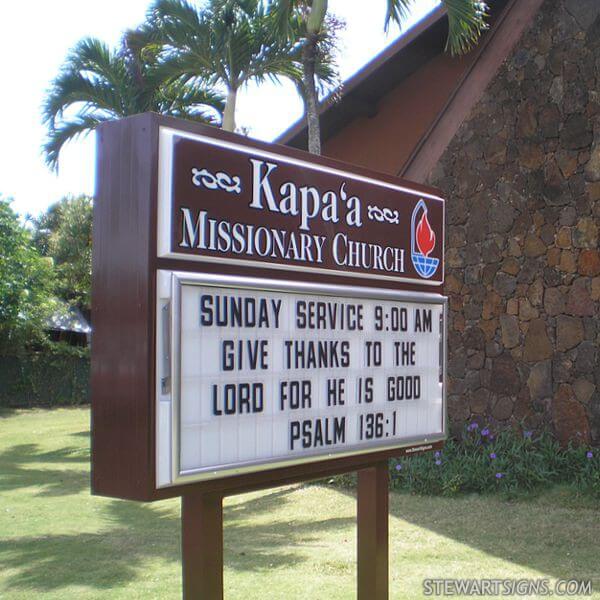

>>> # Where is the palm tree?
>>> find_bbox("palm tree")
[274,0,489,155]
[143,0,301,132]
[43,36,224,171]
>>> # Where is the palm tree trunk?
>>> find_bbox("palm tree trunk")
[302,35,321,155]
[222,87,237,132]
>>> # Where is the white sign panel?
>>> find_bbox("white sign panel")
[156,271,446,487]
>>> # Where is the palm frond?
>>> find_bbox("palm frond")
[43,114,110,172]
[43,71,124,128]
[442,0,488,55]
[384,0,415,33]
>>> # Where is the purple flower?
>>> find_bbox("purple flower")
[495,472,504,479]
[587,451,593,459]
[481,428,490,437]
[434,451,441,458]
[435,459,442,466]
[395,463,402,471]
[524,431,533,439]
[468,422,479,431]
[489,452,497,460]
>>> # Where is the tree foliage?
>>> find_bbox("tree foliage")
[273,0,489,154]
[386,0,488,56]
[140,0,302,132]
[0,199,56,355]
[31,196,93,318]
[43,36,225,170]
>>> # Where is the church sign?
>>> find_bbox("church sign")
[92,112,446,499]
[91,113,447,598]
[157,127,444,286]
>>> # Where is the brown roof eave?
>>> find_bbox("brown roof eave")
[276,5,449,149]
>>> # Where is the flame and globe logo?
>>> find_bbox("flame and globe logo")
[411,199,439,279]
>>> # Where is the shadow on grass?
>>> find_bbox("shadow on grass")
[0,441,89,497]
[0,486,353,594]
[332,482,600,585]
[391,490,599,583]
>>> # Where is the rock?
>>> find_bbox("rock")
[544,287,566,316]
[500,314,520,348]
[470,388,489,414]
[539,104,561,138]
[552,384,590,446]
[490,353,521,395]
[523,234,547,257]
[591,277,600,300]
[549,77,564,104]
[494,272,517,297]
[501,258,520,275]
[556,226,572,248]
[482,292,501,320]
[480,318,499,341]
[540,223,555,246]
[575,341,597,373]
[523,319,553,362]
[578,249,600,276]
[507,298,519,315]
[464,300,482,320]
[547,247,561,267]
[465,370,481,391]
[587,182,600,202]
[553,354,573,382]
[517,259,538,284]
[556,315,584,350]
[559,206,577,226]
[517,101,537,138]
[573,217,598,248]
[560,114,593,150]
[508,238,522,257]
[558,250,577,273]
[482,240,503,263]
[446,273,463,294]
[527,361,552,401]
[519,143,545,169]
[543,267,562,287]
[556,150,579,178]
[585,143,600,181]
[485,137,507,165]
[448,394,470,422]
[519,298,539,321]
[492,396,514,421]
[463,326,485,351]
[467,351,485,370]
[528,278,544,306]
[565,0,600,31]
[448,352,467,379]
[573,378,596,404]
[582,317,595,341]
[446,248,464,268]
[566,277,595,316]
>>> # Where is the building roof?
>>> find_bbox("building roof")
[47,303,91,334]
[277,0,511,152]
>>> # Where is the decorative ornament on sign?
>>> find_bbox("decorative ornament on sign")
[367,205,400,224]
[191,167,242,194]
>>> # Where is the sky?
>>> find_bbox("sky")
[0,0,439,218]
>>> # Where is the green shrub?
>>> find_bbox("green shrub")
[390,423,599,499]
[0,343,89,407]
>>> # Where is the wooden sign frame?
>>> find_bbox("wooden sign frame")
[91,112,446,598]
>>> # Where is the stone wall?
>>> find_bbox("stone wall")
[428,0,600,444]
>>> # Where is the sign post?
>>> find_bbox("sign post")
[357,462,389,599]
[92,113,446,598]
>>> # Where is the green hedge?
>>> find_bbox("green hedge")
[0,349,90,407]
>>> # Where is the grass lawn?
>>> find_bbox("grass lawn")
[0,408,599,599]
